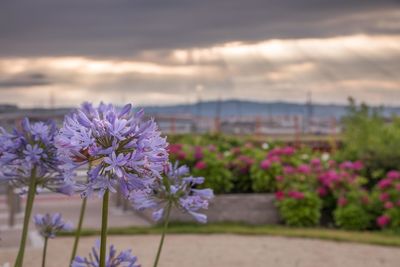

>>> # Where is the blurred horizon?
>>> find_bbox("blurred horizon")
[0,0,399,108]
[2,97,400,110]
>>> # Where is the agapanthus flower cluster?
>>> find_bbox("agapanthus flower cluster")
[33,213,73,238]
[130,163,214,223]
[72,241,140,267]
[0,118,72,194]
[56,102,168,197]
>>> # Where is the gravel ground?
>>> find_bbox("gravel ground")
[1,234,400,267]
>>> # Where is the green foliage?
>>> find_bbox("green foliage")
[370,171,400,230]
[368,190,385,220]
[250,162,280,192]
[334,204,372,230]
[191,150,234,194]
[340,98,400,183]
[168,133,244,151]
[385,208,400,232]
[227,143,265,193]
[168,132,400,232]
[330,183,372,230]
[278,192,322,227]
[250,147,315,193]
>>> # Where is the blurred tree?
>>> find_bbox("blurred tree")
[340,97,400,185]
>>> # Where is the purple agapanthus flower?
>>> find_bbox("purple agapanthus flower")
[33,213,73,238]
[56,102,168,197]
[71,241,140,267]
[130,162,214,223]
[0,118,73,194]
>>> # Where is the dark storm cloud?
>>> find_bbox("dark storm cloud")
[0,0,399,57]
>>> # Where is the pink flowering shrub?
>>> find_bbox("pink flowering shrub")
[304,158,368,224]
[223,143,266,193]
[194,160,207,170]
[168,143,233,193]
[277,192,322,227]
[192,150,233,194]
[229,153,255,193]
[274,159,322,227]
[167,134,400,231]
[333,189,372,230]
[270,154,370,228]
[168,143,188,161]
[376,215,391,228]
[250,146,307,193]
[316,160,365,199]
[372,170,400,230]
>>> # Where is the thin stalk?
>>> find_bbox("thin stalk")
[69,197,87,263]
[41,237,48,267]
[99,189,109,267]
[153,203,172,267]
[69,163,91,264]
[14,167,37,267]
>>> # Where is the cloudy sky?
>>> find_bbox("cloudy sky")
[0,0,399,108]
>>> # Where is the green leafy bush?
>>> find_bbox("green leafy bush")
[191,150,234,194]
[278,192,322,227]
[340,98,400,186]
[371,170,400,230]
[250,146,314,193]
[226,143,265,193]
[384,209,400,232]
[250,162,280,192]
[334,204,372,230]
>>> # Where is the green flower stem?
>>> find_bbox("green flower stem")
[69,197,88,264]
[41,237,48,267]
[14,167,37,267]
[153,203,172,267]
[69,163,91,264]
[99,189,109,267]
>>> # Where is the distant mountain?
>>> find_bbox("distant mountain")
[141,100,400,119]
[2,100,400,120]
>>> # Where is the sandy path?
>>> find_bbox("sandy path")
[1,234,400,267]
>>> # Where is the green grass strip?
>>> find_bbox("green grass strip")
[59,222,400,247]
